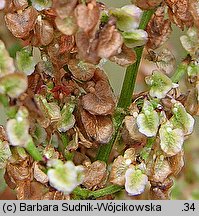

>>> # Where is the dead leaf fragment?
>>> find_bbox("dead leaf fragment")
[132,0,162,10]
[80,108,113,143]
[97,24,123,59]
[146,6,172,49]
[82,80,116,115]
[5,7,38,38]
[83,160,107,189]
[166,0,193,30]
[75,1,100,33]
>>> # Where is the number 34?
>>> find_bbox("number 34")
[183,203,195,211]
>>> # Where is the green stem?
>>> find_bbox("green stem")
[96,111,122,162]
[25,139,43,161]
[171,62,188,83]
[73,185,123,199]
[89,185,123,199]
[117,46,144,108]
[96,10,154,163]
[171,55,191,83]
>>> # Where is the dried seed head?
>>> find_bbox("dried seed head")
[109,156,128,186]
[32,18,54,47]
[5,7,38,38]
[33,162,48,184]
[55,16,78,36]
[0,140,12,169]
[53,0,78,19]
[151,155,172,183]
[80,108,113,143]
[168,151,184,176]
[109,45,137,67]
[97,24,123,59]
[47,34,72,67]
[82,80,116,115]
[146,6,172,50]
[132,0,162,10]
[83,160,107,189]
[149,187,169,200]
[75,0,100,33]
[166,0,194,30]
[68,59,96,81]
[122,115,147,148]
[75,30,100,64]
[189,0,199,28]
[3,0,28,13]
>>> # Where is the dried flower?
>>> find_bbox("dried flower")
[110,148,135,186]
[4,0,28,13]
[33,162,48,184]
[47,160,84,195]
[80,108,113,143]
[125,165,148,196]
[122,115,147,147]
[5,7,38,38]
[168,151,184,176]
[68,59,96,81]
[53,0,78,19]
[146,48,176,74]
[151,155,172,183]
[109,156,129,186]
[131,0,162,10]
[136,100,160,137]
[109,45,136,67]
[82,80,116,115]
[75,1,100,33]
[75,30,100,64]
[55,16,78,36]
[97,24,123,59]
[189,0,199,28]
[32,17,54,46]
[166,0,193,30]
[36,95,61,123]
[146,7,172,50]
[83,160,107,189]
